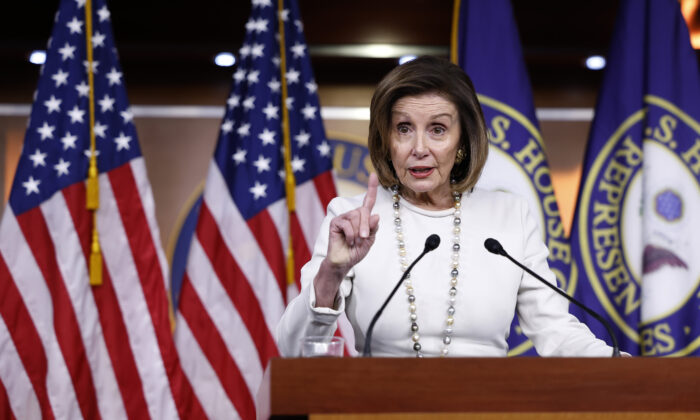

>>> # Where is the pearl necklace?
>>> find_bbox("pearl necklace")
[391,186,462,357]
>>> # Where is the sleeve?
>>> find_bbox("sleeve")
[514,198,616,357]
[274,198,355,357]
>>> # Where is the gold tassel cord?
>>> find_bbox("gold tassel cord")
[85,0,102,285]
[277,0,297,287]
[450,0,461,64]
[85,0,99,210]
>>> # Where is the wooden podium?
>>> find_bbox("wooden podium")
[258,357,700,419]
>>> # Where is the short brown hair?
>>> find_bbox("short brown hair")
[368,56,489,193]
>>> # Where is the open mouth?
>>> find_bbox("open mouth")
[408,167,434,177]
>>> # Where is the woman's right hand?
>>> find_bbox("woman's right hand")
[313,173,380,307]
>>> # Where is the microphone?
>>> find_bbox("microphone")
[484,238,621,357]
[363,234,440,357]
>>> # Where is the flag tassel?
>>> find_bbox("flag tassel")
[85,0,101,285]
[86,162,99,209]
[90,212,102,286]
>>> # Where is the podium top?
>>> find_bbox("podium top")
[260,357,700,416]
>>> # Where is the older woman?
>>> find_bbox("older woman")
[276,56,615,357]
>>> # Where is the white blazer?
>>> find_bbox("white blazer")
[276,187,614,357]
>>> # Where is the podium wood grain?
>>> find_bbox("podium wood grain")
[260,358,700,417]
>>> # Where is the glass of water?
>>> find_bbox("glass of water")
[300,336,345,357]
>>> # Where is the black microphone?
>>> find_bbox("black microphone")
[484,238,621,357]
[362,234,440,357]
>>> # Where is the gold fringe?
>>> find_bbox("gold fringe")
[278,0,297,287]
[85,0,101,285]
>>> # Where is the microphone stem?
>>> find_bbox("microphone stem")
[362,248,430,357]
[501,252,621,357]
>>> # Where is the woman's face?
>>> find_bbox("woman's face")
[389,92,461,201]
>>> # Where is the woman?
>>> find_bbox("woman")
[276,56,615,357]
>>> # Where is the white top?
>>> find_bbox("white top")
[276,187,614,357]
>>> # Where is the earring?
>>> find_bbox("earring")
[455,148,466,164]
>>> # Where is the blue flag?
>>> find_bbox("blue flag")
[571,0,700,356]
[454,0,572,356]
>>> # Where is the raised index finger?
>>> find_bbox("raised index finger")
[362,172,379,211]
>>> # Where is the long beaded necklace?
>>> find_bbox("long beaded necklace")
[391,185,462,357]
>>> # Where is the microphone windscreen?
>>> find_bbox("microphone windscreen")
[484,238,505,255]
[425,234,440,252]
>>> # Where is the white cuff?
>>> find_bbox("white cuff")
[307,281,345,325]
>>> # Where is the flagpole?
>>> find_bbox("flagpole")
[84,0,102,285]
[277,0,297,288]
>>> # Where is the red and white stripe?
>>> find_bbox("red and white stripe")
[175,161,355,420]
[0,158,203,419]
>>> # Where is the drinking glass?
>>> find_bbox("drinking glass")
[300,336,344,357]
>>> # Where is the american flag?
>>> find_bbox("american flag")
[173,0,353,418]
[0,0,203,418]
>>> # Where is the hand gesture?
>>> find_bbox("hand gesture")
[314,174,380,306]
[327,172,381,270]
